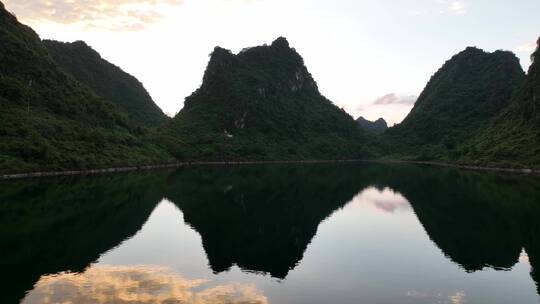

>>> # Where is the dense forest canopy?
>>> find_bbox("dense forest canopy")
[0,3,171,174]
[382,47,527,163]
[0,0,538,173]
[455,37,540,168]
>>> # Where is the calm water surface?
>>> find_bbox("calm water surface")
[1,163,540,303]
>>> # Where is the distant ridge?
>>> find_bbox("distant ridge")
[356,116,388,134]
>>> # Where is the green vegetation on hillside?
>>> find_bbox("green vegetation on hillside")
[376,41,540,170]
[43,40,167,127]
[159,37,372,161]
[456,39,540,169]
[0,3,171,174]
[383,47,525,161]
[1,0,538,173]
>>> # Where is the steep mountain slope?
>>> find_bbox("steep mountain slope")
[43,40,167,127]
[0,3,171,174]
[160,37,369,160]
[356,116,388,134]
[459,39,540,168]
[384,47,525,160]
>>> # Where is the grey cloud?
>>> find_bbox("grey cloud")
[372,93,417,105]
[4,0,183,31]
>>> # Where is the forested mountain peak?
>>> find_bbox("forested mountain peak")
[409,47,523,115]
[160,37,368,161]
[198,37,318,102]
[455,40,540,168]
[384,46,525,158]
[271,36,290,48]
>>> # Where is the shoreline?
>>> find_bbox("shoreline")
[0,159,363,180]
[377,160,540,175]
[1,159,538,180]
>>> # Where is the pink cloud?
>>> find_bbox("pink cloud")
[372,93,417,105]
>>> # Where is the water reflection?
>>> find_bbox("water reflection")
[378,165,539,273]
[22,265,268,304]
[375,165,540,297]
[351,186,411,214]
[0,172,167,303]
[165,165,367,278]
[1,163,540,303]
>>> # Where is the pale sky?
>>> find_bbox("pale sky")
[4,0,539,125]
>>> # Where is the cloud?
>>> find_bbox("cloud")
[3,0,184,31]
[372,93,417,105]
[519,250,530,264]
[449,1,466,15]
[22,264,269,304]
[406,290,467,304]
[353,93,416,125]
[449,291,467,304]
[408,0,467,16]
[514,42,537,53]
[436,0,467,15]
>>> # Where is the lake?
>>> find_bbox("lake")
[1,163,540,304]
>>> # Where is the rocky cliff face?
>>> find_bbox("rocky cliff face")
[161,37,368,160]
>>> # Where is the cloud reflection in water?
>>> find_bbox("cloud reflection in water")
[22,264,268,304]
[351,186,411,214]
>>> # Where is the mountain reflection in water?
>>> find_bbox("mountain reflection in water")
[1,163,540,303]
